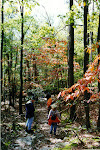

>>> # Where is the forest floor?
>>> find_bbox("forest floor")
[1,98,100,150]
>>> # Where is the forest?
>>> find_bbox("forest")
[1,0,100,149]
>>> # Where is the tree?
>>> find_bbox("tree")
[97,13,100,130]
[19,0,24,114]
[68,0,75,121]
[83,0,90,129]
[58,55,100,130]
[1,0,4,101]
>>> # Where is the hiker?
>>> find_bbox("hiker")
[25,92,35,133]
[48,103,61,136]
[46,93,55,114]
[46,93,52,114]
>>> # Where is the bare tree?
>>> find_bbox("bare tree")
[83,0,90,129]
[97,13,100,130]
[68,0,75,121]
[1,0,4,101]
[19,0,24,114]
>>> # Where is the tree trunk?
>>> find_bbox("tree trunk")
[33,55,38,83]
[83,0,90,129]
[34,62,38,82]
[10,47,15,107]
[7,54,12,106]
[19,0,24,114]
[84,1,89,74]
[26,59,31,81]
[3,54,6,103]
[97,13,100,130]
[1,0,4,101]
[68,0,75,121]
[14,49,18,103]
[84,91,91,129]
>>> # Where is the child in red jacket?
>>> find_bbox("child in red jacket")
[48,104,61,136]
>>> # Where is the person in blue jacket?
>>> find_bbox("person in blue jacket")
[25,92,35,133]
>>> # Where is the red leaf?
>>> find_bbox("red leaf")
[70,95,74,100]
[61,91,65,97]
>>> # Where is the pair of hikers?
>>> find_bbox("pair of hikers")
[25,92,61,135]
[47,93,61,136]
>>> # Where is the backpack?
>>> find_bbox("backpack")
[51,114,57,120]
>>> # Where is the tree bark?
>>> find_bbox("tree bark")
[26,59,31,81]
[19,0,24,114]
[83,0,90,129]
[97,13,100,130]
[68,0,75,121]
[7,54,12,106]
[1,0,4,101]
[84,1,89,74]
[33,57,38,82]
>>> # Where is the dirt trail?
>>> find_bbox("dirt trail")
[35,101,63,150]
[1,99,64,150]
[2,99,100,150]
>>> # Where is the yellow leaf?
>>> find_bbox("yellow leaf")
[25,11,28,16]
[92,48,95,52]
[86,48,91,54]
[83,2,86,7]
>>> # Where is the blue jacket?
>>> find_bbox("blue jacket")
[25,100,35,118]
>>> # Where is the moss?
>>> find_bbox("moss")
[70,143,78,147]
[62,142,78,150]
[92,137,100,142]
[4,141,11,148]
[53,142,79,150]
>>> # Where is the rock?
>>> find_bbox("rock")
[36,133,44,139]
[63,137,68,141]
[44,138,51,144]
[14,147,22,150]
[55,142,70,148]
[15,135,37,148]
[31,135,37,145]
[39,146,52,150]
[58,130,68,140]
[38,98,47,102]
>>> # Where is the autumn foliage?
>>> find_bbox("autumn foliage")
[58,55,100,104]
[24,38,80,89]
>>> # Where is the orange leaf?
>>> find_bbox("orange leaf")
[85,87,90,92]
[61,91,65,97]
[70,95,74,100]
[68,87,73,93]
[74,90,80,97]
[66,95,71,101]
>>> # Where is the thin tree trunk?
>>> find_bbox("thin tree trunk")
[83,0,90,129]
[14,49,18,103]
[68,0,74,88]
[19,0,24,114]
[97,13,100,130]
[26,59,31,81]
[3,54,6,103]
[68,0,75,121]
[1,0,4,101]
[7,54,12,106]
[84,91,91,129]
[84,1,89,73]
[90,31,93,64]
[10,47,14,107]
[33,56,38,82]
